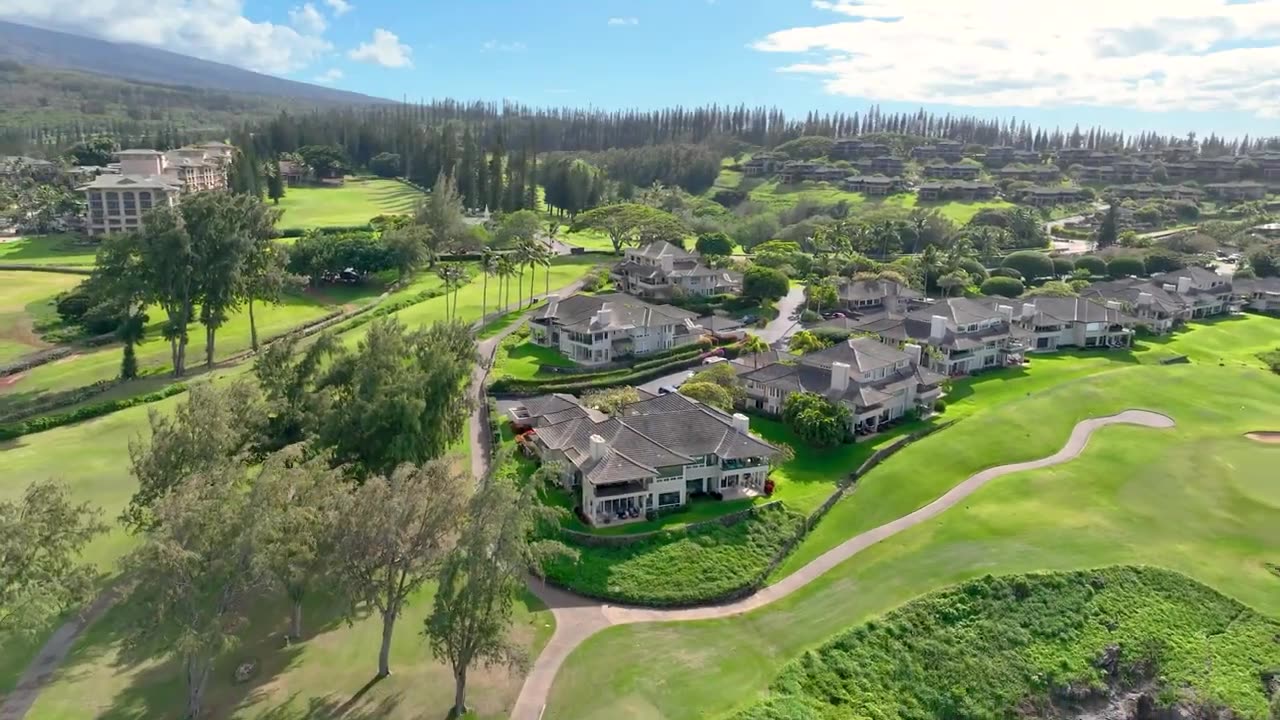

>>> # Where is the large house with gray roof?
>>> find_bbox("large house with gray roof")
[848,297,1032,375]
[1081,267,1233,333]
[834,278,923,315]
[1232,276,1280,313]
[741,337,944,435]
[1019,296,1135,351]
[515,392,779,526]
[611,241,741,299]
[528,293,705,365]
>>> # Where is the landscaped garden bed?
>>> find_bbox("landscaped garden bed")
[540,502,806,606]
[733,567,1280,720]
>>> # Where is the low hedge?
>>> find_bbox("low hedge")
[491,343,735,394]
[541,503,806,606]
[277,223,374,237]
[0,383,188,441]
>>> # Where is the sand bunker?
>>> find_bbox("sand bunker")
[1244,432,1280,444]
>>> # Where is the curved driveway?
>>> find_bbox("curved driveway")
[511,409,1175,720]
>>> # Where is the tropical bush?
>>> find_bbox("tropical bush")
[733,567,1280,720]
[543,503,805,606]
[980,276,1025,298]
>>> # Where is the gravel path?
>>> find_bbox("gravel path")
[510,409,1175,720]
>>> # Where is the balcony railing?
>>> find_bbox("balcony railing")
[721,458,765,471]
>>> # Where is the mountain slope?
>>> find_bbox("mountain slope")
[0,20,389,106]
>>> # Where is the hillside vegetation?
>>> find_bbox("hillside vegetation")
[734,567,1280,720]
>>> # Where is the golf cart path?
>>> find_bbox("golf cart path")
[510,409,1175,720]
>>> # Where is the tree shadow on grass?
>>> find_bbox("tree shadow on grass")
[248,677,403,720]
[75,592,364,720]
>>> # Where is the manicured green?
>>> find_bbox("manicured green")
[559,227,620,253]
[735,567,1280,720]
[1133,314,1280,368]
[491,328,576,381]
[273,177,423,228]
[0,270,83,362]
[0,235,99,267]
[545,361,1280,720]
[543,503,806,606]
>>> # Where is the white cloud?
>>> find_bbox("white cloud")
[0,0,332,73]
[607,16,639,26]
[348,28,412,68]
[323,0,352,16]
[755,0,1280,119]
[482,40,526,52]
[312,67,343,83]
[288,3,326,34]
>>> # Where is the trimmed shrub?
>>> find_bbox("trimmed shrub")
[1074,256,1108,276]
[980,276,1025,298]
[990,267,1023,280]
[1001,251,1054,280]
[1107,255,1147,278]
[543,503,806,606]
[959,259,989,282]
[1051,256,1076,276]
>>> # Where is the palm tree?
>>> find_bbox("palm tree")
[512,238,535,308]
[742,333,769,369]
[920,245,943,296]
[435,263,467,320]
[496,254,516,311]
[541,247,553,300]
[479,248,498,322]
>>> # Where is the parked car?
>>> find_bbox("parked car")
[658,385,680,395]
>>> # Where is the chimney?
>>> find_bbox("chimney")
[589,434,608,461]
[904,343,923,366]
[731,413,750,434]
[1105,300,1121,312]
[929,315,947,340]
[660,254,675,272]
[596,306,613,327]
[1138,292,1153,306]
[830,361,850,393]
[997,304,1014,323]
[1021,302,1036,319]
[1177,276,1192,295]
[545,294,559,317]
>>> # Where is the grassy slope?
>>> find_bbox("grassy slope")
[0,270,82,362]
[0,235,99,267]
[273,178,423,228]
[545,354,1280,719]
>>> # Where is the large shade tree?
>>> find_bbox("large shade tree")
[572,203,687,254]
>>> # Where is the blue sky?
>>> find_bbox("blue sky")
[3,0,1279,138]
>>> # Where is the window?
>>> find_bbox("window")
[658,491,681,507]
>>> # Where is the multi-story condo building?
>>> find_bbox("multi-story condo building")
[911,140,965,162]
[1082,267,1233,333]
[833,278,923,315]
[516,392,779,526]
[917,181,998,201]
[831,139,892,160]
[527,292,705,365]
[1018,297,1135,351]
[1018,185,1084,207]
[841,175,905,196]
[742,152,787,177]
[741,337,944,434]
[611,241,741,299]
[1204,181,1267,202]
[78,145,232,236]
[848,297,1031,376]
[923,163,982,180]
[995,165,1061,182]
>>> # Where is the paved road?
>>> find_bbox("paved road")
[758,284,806,346]
[509,410,1176,720]
[636,368,697,396]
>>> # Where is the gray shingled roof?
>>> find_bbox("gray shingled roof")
[77,174,183,190]
[532,293,697,333]
[533,391,777,485]
[837,279,920,302]
[1022,296,1135,325]
[804,337,911,374]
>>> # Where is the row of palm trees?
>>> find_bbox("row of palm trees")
[477,236,556,323]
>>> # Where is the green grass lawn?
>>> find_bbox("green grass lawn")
[0,235,99,267]
[22,582,552,720]
[273,177,424,228]
[559,227,619,254]
[0,270,82,363]
[544,362,1280,720]
[1132,314,1280,368]
[0,293,335,403]
[490,329,576,381]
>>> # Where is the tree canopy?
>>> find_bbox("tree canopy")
[1001,251,1055,281]
[743,265,790,303]
[573,203,687,254]
[980,276,1025,298]
[782,392,850,448]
